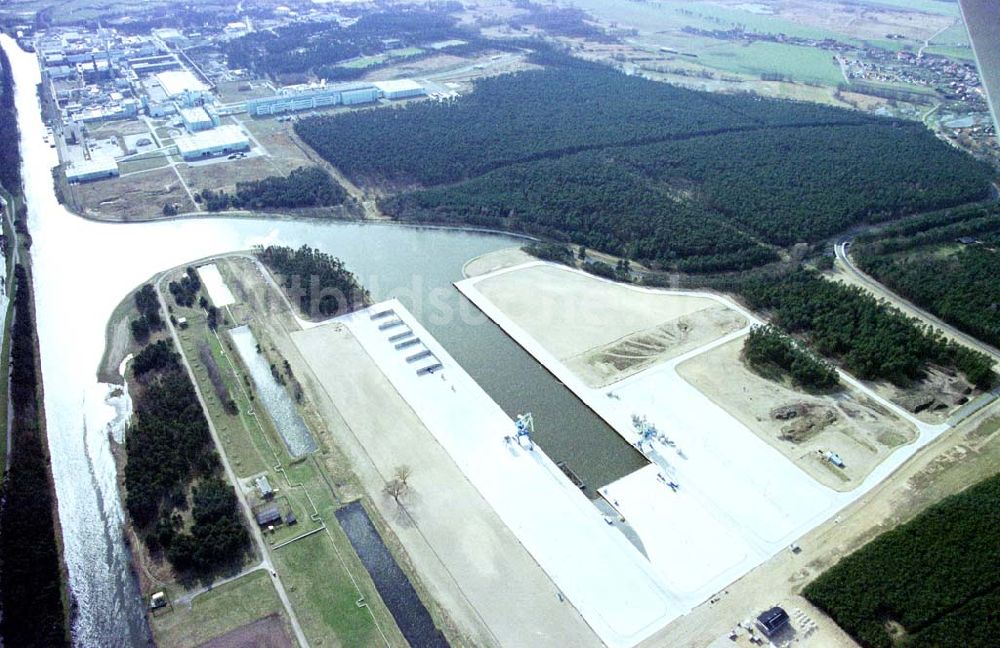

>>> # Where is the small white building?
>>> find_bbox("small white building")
[374,78,426,100]
[174,125,249,160]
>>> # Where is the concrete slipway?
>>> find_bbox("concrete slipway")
[455,262,953,638]
[333,299,681,648]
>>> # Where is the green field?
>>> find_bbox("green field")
[339,47,424,70]
[166,262,410,647]
[698,40,844,84]
[270,531,386,648]
[151,570,290,648]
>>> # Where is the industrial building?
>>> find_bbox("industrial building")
[246,81,381,116]
[374,79,426,100]
[65,156,119,183]
[174,124,250,160]
[179,106,216,132]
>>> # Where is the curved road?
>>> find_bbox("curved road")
[835,238,1000,364]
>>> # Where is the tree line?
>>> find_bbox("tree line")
[199,166,346,212]
[738,270,994,388]
[124,292,250,577]
[254,244,370,319]
[804,473,1000,648]
[0,47,21,194]
[0,49,70,647]
[853,204,1000,351]
[0,266,70,647]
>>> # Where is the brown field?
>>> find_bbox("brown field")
[198,614,293,648]
[678,337,916,490]
[68,167,196,220]
[176,155,281,196]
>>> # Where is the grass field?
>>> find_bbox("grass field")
[270,531,384,648]
[119,154,169,175]
[151,570,291,648]
[698,40,843,84]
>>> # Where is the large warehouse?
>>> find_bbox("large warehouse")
[247,82,379,116]
[174,124,249,160]
[374,79,426,100]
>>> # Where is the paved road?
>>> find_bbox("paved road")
[835,238,1000,363]
[154,276,311,648]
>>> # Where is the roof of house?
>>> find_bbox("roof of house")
[255,505,281,526]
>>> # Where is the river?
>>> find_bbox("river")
[1,35,645,646]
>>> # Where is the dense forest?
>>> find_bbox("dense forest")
[254,244,370,319]
[124,299,249,577]
[739,270,995,388]
[804,473,1000,648]
[851,203,1000,351]
[743,324,840,391]
[296,54,993,272]
[200,166,347,212]
[0,266,70,647]
[222,6,486,80]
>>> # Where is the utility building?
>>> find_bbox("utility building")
[174,124,249,160]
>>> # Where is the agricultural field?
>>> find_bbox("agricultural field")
[804,472,1000,648]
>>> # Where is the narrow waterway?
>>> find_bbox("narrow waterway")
[1,35,644,646]
[230,324,317,457]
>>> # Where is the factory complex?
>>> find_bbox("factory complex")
[33,25,432,185]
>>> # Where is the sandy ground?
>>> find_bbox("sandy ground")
[678,337,917,491]
[462,247,536,278]
[197,615,292,648]
[474,263,746,386]
[287,322,606,648]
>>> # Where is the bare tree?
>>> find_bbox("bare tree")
[384,465,412,505]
